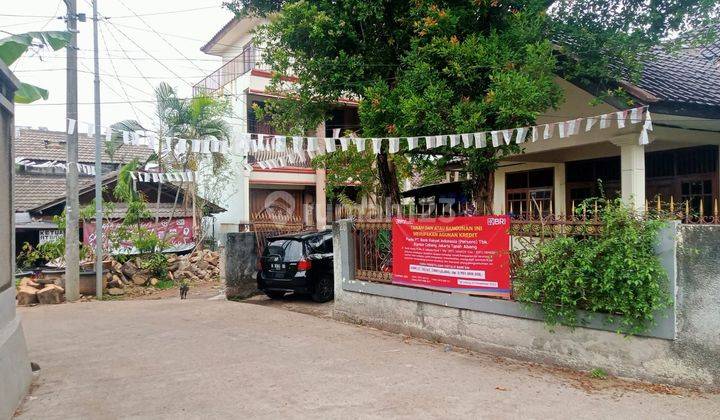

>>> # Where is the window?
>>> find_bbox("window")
[242,42,257,74]
[681,179,714,216]
[308,234,333,254]
[505,168,554,217]
[265,239,305,262]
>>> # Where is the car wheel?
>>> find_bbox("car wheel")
[264,290,286,299]
[311,275,334,303]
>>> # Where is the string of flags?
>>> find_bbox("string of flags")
[65,105,653,178]
[249,106,653,168]
[15,157,98,175]
[130,171,196,183]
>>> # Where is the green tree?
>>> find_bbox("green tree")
[117,83,232,242]
[226,0,718,207]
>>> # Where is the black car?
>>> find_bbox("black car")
[257,230,334,302]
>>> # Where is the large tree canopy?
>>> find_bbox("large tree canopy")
[227,0,718,207]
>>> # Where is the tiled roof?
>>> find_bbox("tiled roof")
[14,128,153,164]
[638,43,720,107]
[14,173,98,212]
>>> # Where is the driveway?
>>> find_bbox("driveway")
[16,298,720,419]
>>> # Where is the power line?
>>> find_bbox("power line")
[0,17,57,29]
[93,0,214,74]
[101,20,194,86]
[97,22,144,122]
[107,5,220,19]
[100,20,156,91]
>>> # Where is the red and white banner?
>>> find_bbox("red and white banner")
[83,217,194,251]
[392,216,511,297]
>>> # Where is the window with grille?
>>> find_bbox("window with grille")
[505,168,554,217]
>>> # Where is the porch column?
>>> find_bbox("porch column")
[613,136,646,212]
[315,122,328,229]
[554,163,566,216]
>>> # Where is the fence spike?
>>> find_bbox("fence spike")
[593,200,598,221]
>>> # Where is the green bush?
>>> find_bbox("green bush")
[139,252,169,280]
[515,198,672,335]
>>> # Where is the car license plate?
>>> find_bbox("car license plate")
[271,263,283,270]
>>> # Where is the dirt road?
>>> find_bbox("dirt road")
[16,298,720,419]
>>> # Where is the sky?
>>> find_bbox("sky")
[1,0,235,132]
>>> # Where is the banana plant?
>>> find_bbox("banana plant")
[0,31,71,103]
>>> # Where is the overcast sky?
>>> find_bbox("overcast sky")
[1,0,235,132]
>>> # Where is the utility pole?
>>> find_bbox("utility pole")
[64,0,80,302]
[92,0,103,299]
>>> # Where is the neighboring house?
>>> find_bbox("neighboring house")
[404,39,720,217]
[13,128,224,253]
[195,17,360,242]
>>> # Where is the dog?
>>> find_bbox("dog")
[179,283,190,299]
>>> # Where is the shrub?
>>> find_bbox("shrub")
[139,252,169,280]
[515,198,672,335]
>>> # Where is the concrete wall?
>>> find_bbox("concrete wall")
[0,63,32,419]
[224,232,259,299]
[332,220,720,389]
[673,225,720,384]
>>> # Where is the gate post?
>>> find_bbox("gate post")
[333,219,355,297]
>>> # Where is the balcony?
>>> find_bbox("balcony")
[193,45,269,96]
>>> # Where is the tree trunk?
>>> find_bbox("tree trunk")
[376,152,401,206]
[472,169,495,215]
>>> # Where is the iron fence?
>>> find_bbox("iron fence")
[249,212,305,257]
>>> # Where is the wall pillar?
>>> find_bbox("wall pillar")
[0,61,32,419]
[613,136,646,212]
[315,122,328,229]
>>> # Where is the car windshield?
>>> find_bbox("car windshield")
[265,239,304,262]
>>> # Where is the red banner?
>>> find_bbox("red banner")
[392,216,511,297]
[83,217,194,250]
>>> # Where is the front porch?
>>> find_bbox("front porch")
[493,124,720,220]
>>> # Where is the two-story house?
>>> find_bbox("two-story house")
[195,17,360,242]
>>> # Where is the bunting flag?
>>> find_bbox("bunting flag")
[599,113,611,129]
[407,137,418,150]
[339,137,349,151]
[616,110,627,129]
[515,127,527,144]
[585,116,597,132]
[354,137,366,152]
[475,132,486,148]
[491,131,500,147]
[389,137,400,154]
[133,171,195,183]
[543,123,554,140]
[326,136,336,153]
[372,138,382,154]
[426,136,435,149]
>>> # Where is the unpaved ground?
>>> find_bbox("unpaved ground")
[16,298,720,419]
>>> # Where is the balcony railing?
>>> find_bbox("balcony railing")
[193,46,269,96]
